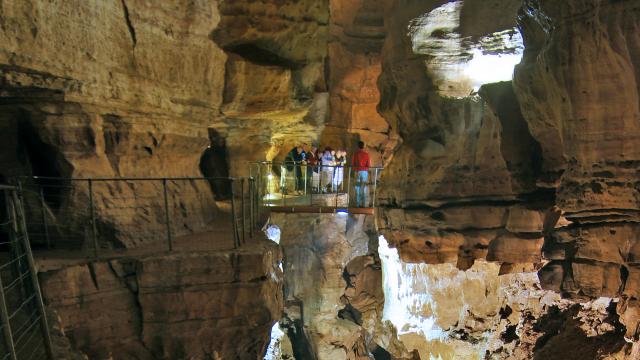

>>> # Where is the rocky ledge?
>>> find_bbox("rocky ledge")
[39,241,283,359]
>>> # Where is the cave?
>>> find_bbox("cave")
[200,128,232,200]
[0,0,638,359]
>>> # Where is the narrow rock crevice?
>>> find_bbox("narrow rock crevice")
[120,0,137,48]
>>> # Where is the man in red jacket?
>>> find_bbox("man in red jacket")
[352,141,371,207]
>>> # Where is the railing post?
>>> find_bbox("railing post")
[11,189,55,359]
[319,165,323,196]
[347,168,352,208]
[39,187,51,249]
[282,165,287,207]
[88,179,99,259]
[0,270,17,360]
[249,177,254,239]
[303,163,307,196]
[335,166,338,209]
[241,178,246,245]
[230,179,239,249]
[162,179,173,251]
[0,190,17,360]
[372,168,379,208]
[309,165,314,206]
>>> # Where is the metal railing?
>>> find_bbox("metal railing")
[249,162,383,209]
[15,176,261,259]
[0,185,54,360]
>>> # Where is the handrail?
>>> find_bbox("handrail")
[251,161,384,170]
[13,176,261,256]
[21,175,250,181]
[249,162,383,210]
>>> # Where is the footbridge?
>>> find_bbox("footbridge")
[250,161,382,215]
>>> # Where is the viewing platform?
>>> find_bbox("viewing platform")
[249,161,382,215]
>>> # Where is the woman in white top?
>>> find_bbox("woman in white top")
[320,148,335,192]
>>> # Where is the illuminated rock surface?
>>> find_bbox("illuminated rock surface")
[1,0,640,359]
[269,213,383,359]
[378,236,634,359]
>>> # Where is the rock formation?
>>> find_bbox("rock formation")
[514,0,640,340]
[375,0,640,357]
[2,0,640,359]
[39,241,283,359]
[325,0,398,166]
[266,213,424,360]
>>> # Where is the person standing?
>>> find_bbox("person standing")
[306,145,319,192]
[283,146,304,195]
[282,146,295,195]
[294,146,306,194]
[320,147,335,193]
[333,150,346,192]
[352,141,371,207]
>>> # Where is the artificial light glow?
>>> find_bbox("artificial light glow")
[265,224,281,244]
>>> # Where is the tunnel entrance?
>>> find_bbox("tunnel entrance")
[199,129,232,200]
[17,110,71,209]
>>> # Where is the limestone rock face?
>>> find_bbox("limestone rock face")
[376,0,640,353]
[378,238,634,360]
[0,0,225,179]
[514,1,640,339]
[269,213,395,360]
[324,0,398,166]
[39,241,283,359]
[513,0,640,339]
[376,0,548,271]
[211,0,331,177]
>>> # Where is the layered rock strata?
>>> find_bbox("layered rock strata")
[39,241,283,359]
[0,0,227,248]
[513,0,640,340]
[376,0,547,271]
[376,0,640,355]
[325,0,398,166]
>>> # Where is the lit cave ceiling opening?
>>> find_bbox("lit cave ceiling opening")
[409,0,523,97]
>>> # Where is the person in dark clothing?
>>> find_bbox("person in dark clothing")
[305,145,319,193]
[284,146,306,194]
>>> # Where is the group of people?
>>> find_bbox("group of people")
[282,141,371,207]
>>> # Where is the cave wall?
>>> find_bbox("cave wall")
[375,0,640,356]
[39,241,283,359]
[324,0,398,166]
[269,213,400,360]
[513,1,640,339]
[376,0,547,271]
[0,0,224,178]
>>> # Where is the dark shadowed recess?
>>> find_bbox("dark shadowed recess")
[532,303,627,360]
[199,128,232,200]
[225,43,303,69]
[17,110,72,208]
